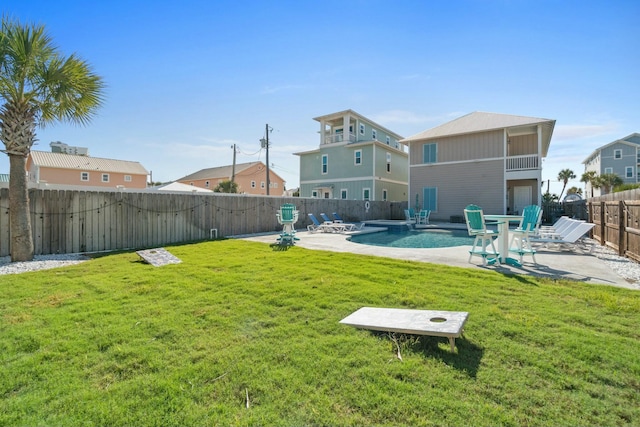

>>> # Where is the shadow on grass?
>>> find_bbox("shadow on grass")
[269,242,293,251]
[375,332,484,378]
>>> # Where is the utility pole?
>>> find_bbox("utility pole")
[231,144,237,183]
[260,124,271,195]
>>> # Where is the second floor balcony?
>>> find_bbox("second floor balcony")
[506,154,539,171]
[322,132,357,145]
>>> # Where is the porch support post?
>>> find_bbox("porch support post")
[343,113,350,141]
[503,129,508,214]
[319,120,326,144]
[537,124,543,206]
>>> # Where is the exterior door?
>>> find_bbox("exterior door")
[514,186,532,214]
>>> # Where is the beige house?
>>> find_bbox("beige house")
[176,161,286,195]
[26,150,149,189]
[402,111,555,221]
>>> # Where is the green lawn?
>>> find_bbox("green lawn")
[1,239,639,426]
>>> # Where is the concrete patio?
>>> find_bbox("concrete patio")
[240,223,638,290]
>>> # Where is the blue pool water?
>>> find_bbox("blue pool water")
[349,228,474,249]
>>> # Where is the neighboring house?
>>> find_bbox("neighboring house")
[294,109,407,201]
[402,111,556,220]
[176,161,286,196]
[153,182,213,193]
[26,150,149,189]
[582,133,640,197]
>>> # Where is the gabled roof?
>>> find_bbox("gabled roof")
[28,151,148,175]
[582,133,640,164]
[401,111,556,156]
[176,161,285,183]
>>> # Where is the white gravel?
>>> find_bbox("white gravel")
[0,242,638,290]
[0,253,90,275]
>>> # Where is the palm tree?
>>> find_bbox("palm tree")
[566,186,582,196]
[580,171,598,198]
[596,173,624,194]
[557,168,576,201]
[0,17,104,261]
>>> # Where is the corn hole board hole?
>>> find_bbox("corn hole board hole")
[136,248,182,267]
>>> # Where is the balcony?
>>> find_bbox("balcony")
[322,132,357,145]
[506,154,539,171]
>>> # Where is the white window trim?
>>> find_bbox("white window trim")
[626,166,634,178]
[311,190,318,198]
[205,180,210,188]
[102,173,110,183]
[604,167,613,174]
[372,129,377,140]
[382,189,388,201]
[251,181,256,188]
[80,172,89,181]
[354,150,362,166]
[321,154,328,175]
[386,136,390,145]
[340,189,348,199]
[363,187,371,200]
[614,149,622,159]
[124,175,132,182]
[260,181,265,189]
[359,123,365,135]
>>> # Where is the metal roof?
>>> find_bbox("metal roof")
[176,161,285,182]
[401,111,556,157]
[29,151,149,175]
[582,133,640,164]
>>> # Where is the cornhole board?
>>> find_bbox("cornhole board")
[340,307,468,352]
[136,248,182,267]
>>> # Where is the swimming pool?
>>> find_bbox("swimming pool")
[349,228,474,249]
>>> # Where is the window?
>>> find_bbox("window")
[614,149,622,159]
[422,187,437,211]
[205,180,210,188]
[80,172,89,181]
[423,143,437,164]
[124,175,132,182]
[260,181,265,188]
[604,167,613,174]
[372,129,377,140]
[272,182,278,188]
[251,180,256,188]
[626,166,634,178]
[386,136,390,145]
[386,152,391,173]
[354,150,362,165]
[322,154,328,174]
[311,190,318,198]
[359,123,365,135]
[363,188,370,200]
[382,189,388,201]
[340,189,348,199]
[102,173,110,183]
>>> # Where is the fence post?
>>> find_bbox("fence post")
[619,200,625,257]
[599,201,605,245]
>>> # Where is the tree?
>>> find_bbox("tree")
[0,17,104,261]
[580,171,598,198]
[557,168,576,201]
[566,186,582,196]
[596,173,623,194]
[213,180,238,193]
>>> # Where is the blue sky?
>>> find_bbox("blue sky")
[2,0,638,196]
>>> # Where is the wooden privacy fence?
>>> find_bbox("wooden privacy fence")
[0,188,406,257]
[587,200,640,263]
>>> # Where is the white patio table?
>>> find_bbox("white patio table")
[484,214,523,266]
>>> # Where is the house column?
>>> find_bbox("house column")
[503,129,508,214]
[343,113,350,142]
[537,124,543,205]
[319,120,326,145]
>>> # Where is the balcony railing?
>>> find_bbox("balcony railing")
[506,154,539,171]
[322,132,357,145]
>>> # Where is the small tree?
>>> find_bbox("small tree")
[213,180,238,193]
[566,186,582,196]
[596,173,624,194]
[0,17,105,261]
[557,169,576,201]
[580,171,598,198]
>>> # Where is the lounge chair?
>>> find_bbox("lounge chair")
[307,213,346,233]
[331,212,364,231]
[416,209,431,225]
[464,204,500,265]
[508,205,542,264]
[537,218,584,239]
[530,222,595,251]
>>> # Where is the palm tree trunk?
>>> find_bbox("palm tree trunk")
[9,154,34,261]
